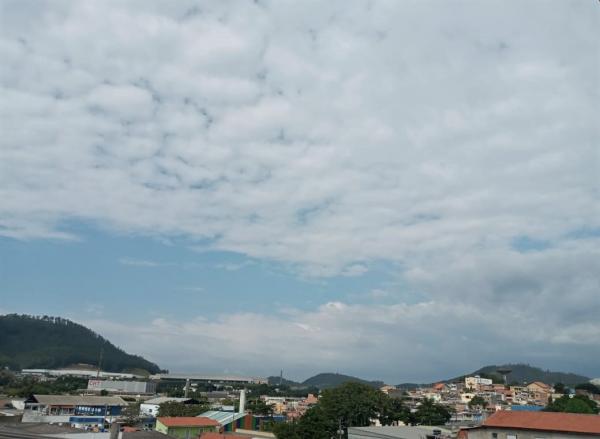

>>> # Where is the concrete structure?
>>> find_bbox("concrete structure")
[22,394,127,428]
[87,380,156,395]
[139,398,200,418]
[465,376,493,390]
[151,373,267,385]
[155,417,218,438]
[21,369,142,379]
[463,411,600,439]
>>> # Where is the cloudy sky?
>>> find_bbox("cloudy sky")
[1,0,599,383]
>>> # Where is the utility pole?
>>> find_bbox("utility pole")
[97,344,104,378]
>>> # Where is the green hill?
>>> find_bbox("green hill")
[267,376,303,387]
[472,364,589,386]
[0,314,162,374]
[301,373,384,389]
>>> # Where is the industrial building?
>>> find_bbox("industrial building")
[87,379,156,395]
[21,394,128,428]
[151,373,267,385]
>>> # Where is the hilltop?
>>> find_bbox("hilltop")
[470,364,589,386]
[268,372,384,390]
[0,314,162,374]
[425,363,590,387]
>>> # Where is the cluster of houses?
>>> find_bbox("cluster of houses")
[379,375,600,425]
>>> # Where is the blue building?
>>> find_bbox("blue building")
[23,394,128,428]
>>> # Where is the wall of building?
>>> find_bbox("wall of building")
[139,403,160,417]
[87,380,156,394]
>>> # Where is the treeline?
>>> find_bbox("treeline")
[0,314,162,374]
[0,371,88,397]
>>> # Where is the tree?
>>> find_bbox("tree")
[247,399,275,416]
[412,398,451,425]
[120,402,141,426]
[575,382,600,395]
[553,382,565,393]
[468,396,488,409]
[319,382,385,429]
[545,394,599,414]
[274,382,414,438]
[157,401,209,417]
[272,421,301,439]
[378,397,410,426]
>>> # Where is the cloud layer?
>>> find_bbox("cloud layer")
[1,0,599,380]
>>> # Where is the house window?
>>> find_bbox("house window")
[491,434,497,439]
[507,435,517,439]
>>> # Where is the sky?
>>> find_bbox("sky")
[0,0,599,384]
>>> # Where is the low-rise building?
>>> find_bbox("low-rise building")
[22,394,128,428]
[87,379,157,395]
[155,417,219,438]
[462,411,600,439]
[465,376,493,391]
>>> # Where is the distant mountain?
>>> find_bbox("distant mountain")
[471,364,589,386]
[397,364,590,388]
[268,372,384,390]
[301,373,384,389]
[0,314,162,374]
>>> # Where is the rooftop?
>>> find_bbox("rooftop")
[200,410,246,425]
[143,397,197,405]
[157,417,220,428]
[29,394,128,406]
[482,411,600,434]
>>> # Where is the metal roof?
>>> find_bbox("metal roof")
[348,426,452,439]
[199,410,247,425]
[31,394,128,406]
[142,397,196,405]
[152,373,265,383]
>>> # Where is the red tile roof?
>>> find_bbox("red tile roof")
[483,411,600,434]
[200,433,246,439]
[157,417,220,428]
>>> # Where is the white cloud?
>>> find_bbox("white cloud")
[1,0,599,379]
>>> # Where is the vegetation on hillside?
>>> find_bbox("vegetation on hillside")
[0,314,162,374]
[0,372,88,397]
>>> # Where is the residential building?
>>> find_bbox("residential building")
[155,417,219,438]
[465,376,493,390]
[462,411,600,439]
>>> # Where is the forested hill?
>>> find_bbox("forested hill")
[268,372,384,389]
[0,314,162,374]
[472,364,589,386]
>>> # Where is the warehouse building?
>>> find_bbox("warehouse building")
[22,394,128,428]
[87,379,156,395]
